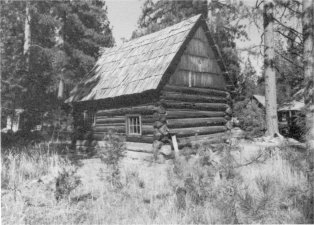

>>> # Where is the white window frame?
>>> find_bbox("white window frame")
[126,114,142,136]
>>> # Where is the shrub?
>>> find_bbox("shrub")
[233,99,266,137]
[168,143,241,223]
[55,167,81,201]
[97,130,126,189]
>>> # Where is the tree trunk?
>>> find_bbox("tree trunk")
[263,0,279,136]
[23,1,31,68]
[303,1,314,222]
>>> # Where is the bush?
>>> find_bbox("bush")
[97,131,126,189]
[233,99,266,137]
[168,142,312,223]
[168,143,241,223]
[55,167,81,201]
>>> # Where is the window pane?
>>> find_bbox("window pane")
[128,116,141,134]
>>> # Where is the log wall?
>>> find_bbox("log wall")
[158,85,230,147]
[162,26,231,144]
[92,104,163,143]
[161,85,230,143]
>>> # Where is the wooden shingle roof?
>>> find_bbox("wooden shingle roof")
[67,14,228,103]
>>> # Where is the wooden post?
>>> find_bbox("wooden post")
[171,135,179,158]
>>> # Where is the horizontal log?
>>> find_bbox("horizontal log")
[161,92,227,104]
[96,105,162,116]
[167,117,226,128]
[94,126,126,133]
[161,100,228,111]
[163,85,228,97]
[169,126,227,138]
[166,110,225,119]
[95,122,125,126]
[96,115,156,125]
[96,117,125,124]
[177,132,227,148]
[125,142,153,153]
[94,125,154,135]
[126,135,154,143]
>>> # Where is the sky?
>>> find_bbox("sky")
[106,0,263,75]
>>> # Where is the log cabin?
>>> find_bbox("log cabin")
[66,14,233,152]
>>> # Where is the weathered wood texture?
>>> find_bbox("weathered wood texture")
[96,105,163,116]
[168,27,225,89]
[161,84,230,140]
[167,117,226,128]
[161,91,227,103]
[170,126,227,138]
[90,104,162,144]
[163,85,228,97]
[166,110,225,119]
[177,132,228,148]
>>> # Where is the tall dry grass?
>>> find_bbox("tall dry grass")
[1,145,69,190]
[1,142,312,224]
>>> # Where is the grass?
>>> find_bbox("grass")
[1,140,312,224]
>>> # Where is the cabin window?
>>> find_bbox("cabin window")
[126,115,141,135]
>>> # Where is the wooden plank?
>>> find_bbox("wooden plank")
[161,91,227,103]
[166,110,225,119]
[163,85,228,97]
[169,126,227,138]
[178,54,222,74]
[185,38,215,59]
[168,69,226,89]
[167,117,226,128]
[161,100,228,111]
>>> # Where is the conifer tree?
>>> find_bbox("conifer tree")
[1,0,114,131]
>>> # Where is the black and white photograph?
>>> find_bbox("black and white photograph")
[1,0,313,224]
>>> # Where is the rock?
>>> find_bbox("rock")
[160,145,172,156]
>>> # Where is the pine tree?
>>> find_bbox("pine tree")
[0,1,26,128]
[1,1,114,131]
[263,0,279,136]
[302,1,314,217]
[132,0,208,38]
[54,1,114,90]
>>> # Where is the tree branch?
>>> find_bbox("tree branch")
[275,50,304,69]
[273,18,303,36]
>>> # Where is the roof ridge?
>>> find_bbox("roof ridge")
[100,14,202,54]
